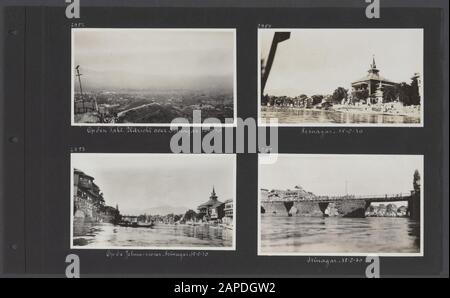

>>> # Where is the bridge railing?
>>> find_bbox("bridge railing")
[346,193,412,200]
[263,192,413,202]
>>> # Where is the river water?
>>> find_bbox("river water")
[261,108,421,124]
[260,216,421,254]
[73,222,233,248]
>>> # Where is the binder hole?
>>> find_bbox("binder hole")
[11,244,18,250]
[9,136,19,143]
[8,29,18,36]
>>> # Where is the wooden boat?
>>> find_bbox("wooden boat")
[136,222,154,228]
[117,221,154,228]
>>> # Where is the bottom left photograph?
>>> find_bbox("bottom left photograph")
[70,153,236,250]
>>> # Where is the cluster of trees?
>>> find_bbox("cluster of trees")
[135,209,203,224]
[262,94,325,107]
[137,213,183,224]
[263,76,421,107]
[262,90,346,108]
[382,76,420,106]
[183,209,203,221]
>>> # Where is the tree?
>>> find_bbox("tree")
[413,170,421,193]
[331,87,348,103]
[173,214,182,222]
[383,85,399,103]
[311,95,324,105]
[410,76,421,105]
[299,94,308,100]
[196,212,205,221]
[184,209,198,221]
[352,89,369,102]
[397,82,412,105]
[295,94,308,107]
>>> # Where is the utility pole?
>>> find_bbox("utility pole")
[75,65,83,96]
[75,65,84,112]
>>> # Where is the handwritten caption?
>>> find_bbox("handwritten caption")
[306,256,365,268]
[300,128,364,136]
[106,250,209,259]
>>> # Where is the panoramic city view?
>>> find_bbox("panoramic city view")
[71,154,236,249]
[259,154,423,255]
[72,29,235,125]
[259,29,423,125]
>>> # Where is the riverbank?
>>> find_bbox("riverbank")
[261,105,421,124]
[332,103,420,117]
[262,103,420,118]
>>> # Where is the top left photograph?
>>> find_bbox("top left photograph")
[71,28,237,126]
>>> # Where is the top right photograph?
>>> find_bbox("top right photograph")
[259,29,424,126]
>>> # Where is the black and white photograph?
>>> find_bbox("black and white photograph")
[71,153,236,250]
[258,154,423,256]
[259,29,424,126]
[71,28,236,126]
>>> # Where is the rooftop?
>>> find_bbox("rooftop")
[198,187,223,208]
[352,56,397,85]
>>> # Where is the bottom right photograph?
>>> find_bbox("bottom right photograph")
[258,154,423,256]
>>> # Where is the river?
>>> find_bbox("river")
[261,108,421,124]
[73,222,233,249]
[260,215,420,254]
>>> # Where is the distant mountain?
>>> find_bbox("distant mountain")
[83,74,233,94]
[139,205,191,216]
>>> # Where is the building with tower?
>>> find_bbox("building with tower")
[197,187,225,221]
[222,199,234,225]
[351,56,398,104]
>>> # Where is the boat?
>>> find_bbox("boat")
[117,221,154,228]
[136,222,155,228]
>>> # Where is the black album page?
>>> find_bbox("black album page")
[0,0,448,281]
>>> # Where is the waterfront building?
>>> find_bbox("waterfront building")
[223,199,234,225]
[197,187,225,221]
[73,169,104,207]
[351,56,398,104]
[73,168,119,222]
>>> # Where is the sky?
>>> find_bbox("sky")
[72,154,235,215]
[260,155,423,197]
[73,29,235,91]
[260,29,423,96]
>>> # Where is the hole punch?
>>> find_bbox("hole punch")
[9,136,19,143]
[8,29,18,36]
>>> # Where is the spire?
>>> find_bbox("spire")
[368,55,379,75]
[210,186,217,200]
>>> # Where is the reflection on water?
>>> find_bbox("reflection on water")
[261,108,421,124]
[260,215,421,254]
[73,222,233,248]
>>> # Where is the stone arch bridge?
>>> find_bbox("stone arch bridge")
[261,191,420,219]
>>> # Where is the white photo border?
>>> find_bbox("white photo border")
[71,28,237,127]
[257,28,424,128]
[70,153,237,251]
[257,153,424,256]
